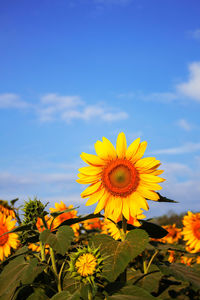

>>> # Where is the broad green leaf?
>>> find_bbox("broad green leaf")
[51,290,81,300]
[27,288,49,300]
[140,220,168,239]
[91,229,149,282]
[40,225,74,255]
[134,265,162,293]
[0,257,45,299]
[63,273,80,294]
[158,263,200,291]
[107,285,158,299]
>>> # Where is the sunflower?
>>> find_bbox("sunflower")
[154,224,182,244]
[102,210,146,240]
[68,246,103,285]
[0,212,19,261]
[77,133,164,220]
[182,211,200,252]
[49,202,79,236]
[83,218,104,231]
[0,200,15,218]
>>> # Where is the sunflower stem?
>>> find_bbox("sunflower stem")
[146,250,159,274]
[121,215,127,241]
[49,247,60,291]
[39,241,46,262]
[88,284,93,300]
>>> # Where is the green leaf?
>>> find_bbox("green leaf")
[91,229,149,282]
[107,285,158,299]
[40,225,74,255]
[10,198,19,206]
[158,262,200,291]
[0,223,33,238]
[56,213,104,227]
[157,193,178,203]
[134,265,162,293]
[0,257,45,299]
[140,220,168,239]
[27,288,49,300]
[50,207,79,218]
[51,290,81,300]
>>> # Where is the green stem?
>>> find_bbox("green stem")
[121,215,127,242]
[39,241,46,262]
[57,261,66,293]
[146,250,159,274]
[50,247,58,276]
[88,285,93,300]
[143,259,148,274]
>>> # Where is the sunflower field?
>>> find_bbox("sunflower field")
[0,133,200,300]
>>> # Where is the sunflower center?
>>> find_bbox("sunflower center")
[0,226,9,246]
[193,223,200,240]
[102,159,138,196]
[75,253,97,277]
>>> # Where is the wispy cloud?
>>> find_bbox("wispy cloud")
[152,142,200,155]
[176,119,192,131]
[187,28,200,40]
[117,61,200,103]
[176,62,200,101]
[0,93,28,109]
[37,93,128,123]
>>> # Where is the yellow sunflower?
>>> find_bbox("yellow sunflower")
[49,202,79,236]
[153,224,182,244]
[0,212,19,261]
[77,132,164,220]
[83,217,104,231]
[0,200,15,218]
[182,211,200,252]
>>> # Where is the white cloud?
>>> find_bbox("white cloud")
[0,93,28,109]
[176,62,200,101]
[187,29,200,40]
[176,119,192,131]
[152,142,200,155]
[38,94,128,123]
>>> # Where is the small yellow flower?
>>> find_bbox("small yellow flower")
[182,211,200,252]
[68,246,103,285]
[75,253,97,277]
[83,218,104,231]
[77,133,164,220]
[0,212,19,261]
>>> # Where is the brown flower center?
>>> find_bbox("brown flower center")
[102,159,138,196]
[0,226,9,246]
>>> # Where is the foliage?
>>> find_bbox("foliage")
[0,197,200,300]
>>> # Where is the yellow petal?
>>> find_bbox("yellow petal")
[78,166,102,176]
[137,186,160,201]
[135,157,159,170]
[150,169,164,176]
[104,196,115,216]
[122,198,130,220]
[131,141,147,163]
[140,181,163,191]
[139,174,165,183]
[112,197,122,220]
[102,137,117,159]
[116,132,127,159]
[126,138,140,160]
[81,181,102,198]
[129,192,149,217]
[76,174,100,184]
[85,188,105,206]
[94,192,109,214]
[95,140,111,160]
[80,152,106,166]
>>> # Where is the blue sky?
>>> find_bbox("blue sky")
[0,0,200,218]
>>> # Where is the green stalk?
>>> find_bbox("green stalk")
[49,247,61,291]
[88,284,93,300]
[39,241,46,261]
[146,250,159,274]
